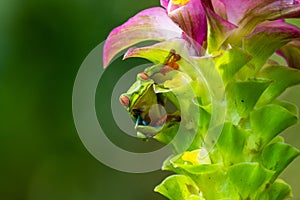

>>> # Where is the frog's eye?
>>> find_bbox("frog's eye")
[119,95,130,107]
[138,72,149,80]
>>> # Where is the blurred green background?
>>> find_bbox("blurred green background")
[0,0,299,199]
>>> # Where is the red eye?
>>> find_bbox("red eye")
[119,95,130,107]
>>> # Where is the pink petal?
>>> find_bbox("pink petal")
[245,21,300,71]
[160,0,170,9]
[218,0,254,25]
[218,0,300,26]
[103,7,182,68]
[263,0,300,19]
[167,0,207,50]
[211,0,227,20]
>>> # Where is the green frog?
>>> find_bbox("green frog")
[119,50,182,139]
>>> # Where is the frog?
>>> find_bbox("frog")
[119,50,182,139]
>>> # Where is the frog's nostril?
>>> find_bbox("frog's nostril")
[119,95,130,107]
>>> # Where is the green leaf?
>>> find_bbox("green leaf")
[226,79,271,122]
[214,46,251,84]
[191,168,238,199]
[179,164,222,175]
[249,104,298,150]
[272,100,299,117]
[228,163,275,200]
[162,154,238,199]
[153,123,179,144]
[186,195,205,200]
[215,123,249,166]
[154,175,199,200]
[268,179,292,200]
[268,136,285,145]
[193,56,225,101]
[261,142,300,180]
[175,164,239,199]
[277,40,300,69]
[258,179,293,200]
[257,65,300,106]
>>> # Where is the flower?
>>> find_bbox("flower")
[103,0,207,67]
[103,1,300,199]
[103,0,300,69]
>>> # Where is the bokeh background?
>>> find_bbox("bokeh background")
[0,0,299,199]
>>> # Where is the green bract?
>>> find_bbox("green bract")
[104,0,300,199]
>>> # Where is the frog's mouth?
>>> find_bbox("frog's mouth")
[130,85,181,138]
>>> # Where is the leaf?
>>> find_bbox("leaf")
[214,46,251,84]
[267,179,292,200]
[154,175,199,200]
[277,41,300,69]
[103,7,182,67]
[257,65,300,106]
[164,157,239,199]
[249,104,298,150]
[190,166,238,199]
[215,122,249,166]
[193,56,225,101]
[153,122,179,145]
[258,179,293,200]
[226,79,271,122]
[228,162,275,200]
[272,100,299,117]
[261,142,300,180]
[186,195,205,200]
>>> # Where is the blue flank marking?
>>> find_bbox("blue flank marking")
[136,116,141,126]
[135,115,148,126]
[142,120,147,126]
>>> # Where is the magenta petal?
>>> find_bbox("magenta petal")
[218,0,300,26]
[211,0,227,20]
[103,7,182,67]
[218,0,252,25]
[262,0,300,19]
[245,21,300,71]
[167,0,207,49]
[160,0,169,9]
[277,41,300,69]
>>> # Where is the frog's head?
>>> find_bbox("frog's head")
[119,72,181,138]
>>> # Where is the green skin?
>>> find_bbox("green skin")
[120,64,181,139]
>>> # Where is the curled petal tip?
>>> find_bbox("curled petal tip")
[123,47,138,60]
[103,7,182,68]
